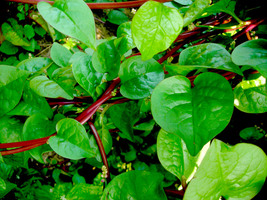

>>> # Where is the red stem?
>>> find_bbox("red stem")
[0,142,46,156]
[88,121,110,181]
[5,0,172,9]
[164,189,184,198]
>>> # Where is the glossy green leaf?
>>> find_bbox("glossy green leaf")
[119,56,164,99]
[72,52,104,100]
[37,0,96,49]
[0,116,23,144]
[183,0,210,27]
[234,76,267,113]
[30,75,73,100]
[66,184,102,200]
[22,114,56,163]
[184,139,267,200]
[50,42,73,67]
[107,10,129,25]
[109,102,140,142]
[101,171,167,200]
[0,40,18,55]
[48,118,95,160]
[239,127,265,140]
[0,65,29,116]
[92,40,120,81]
[151,72,234,156]
[231,39,267,78]
[157,129,200,181]
[17,57,52,73]
[179,43,242,75]
[1,22,30,46]
[7,81,53,118]
[132,1,183,60]
[51,66,76,98]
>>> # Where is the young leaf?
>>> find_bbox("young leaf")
[37,0,96,49]
[151,72,234,156]
[239,127,265,141]
[234,76,267,113]
[179,43,243,75]
[0,41,18,55]
[7,81,53,118]
[48,118,95,160]
[231,39,267,78]
[71,52,104,100]
[17,57,52,73]
[183,0,210,27]
[109,102,140,142]
[23,24,35,40]
[22,114,56,163]
[92,40,121,81]
[184,139,267,200]
[107,10,129,25]
[132,1,183,60]
[50,42,73,67]
[29,75,73,100]
[0,65,30,116]
[119,56,164,99]
[157,129,200,181]
[116,21,135,53]
[101,171,167,200]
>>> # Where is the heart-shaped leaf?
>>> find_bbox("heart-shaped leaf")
[37,0,96,49]
[132,1,183,60]
[17,57,52,73]
[234,76,267,113]
[119,56,164,99]
[101,171,167,200]
[179,43,242,75]
[48,118,95,160]
[151,72,234,156]
[184,139,267,200]
[0,65,30,116]
[231,39,267,78]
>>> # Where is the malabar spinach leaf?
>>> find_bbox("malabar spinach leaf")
[50,42,73,67]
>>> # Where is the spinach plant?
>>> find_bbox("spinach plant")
[1,0,267,199]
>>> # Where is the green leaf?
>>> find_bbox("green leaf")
[92,40,121,81]
[179,43,243,75]
[184,139,267,200]
[29,75,73,100]
[0,181,16,199]
[17,57,52,73]
[0,178,6,191]
[116,21,135,54]
[22,114,56,163]
[7,81,53,118]
[50,42,73,67]
[107,10,129,25]
[109,101,140,142]
[0,40,18,55]
[174,0,192,5]
[119,56,164,99]
[101,171,167,200]
[234,76,267,113]
[0,116,23,144]
[231,39,267,78]
[48,118,95,159]
[1,22,30,46]
[21,38,40,52]
[37,0,96,49]
[23,24,35,40]
[132,1,183,60]
[51,66,76,98]
[183,0,210,27]
[71,52,104,100]
[151,72,234,156]
[66,183,102,200]
[157,129,201,181]
[239,127,265,141]
[0,65,29,116]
